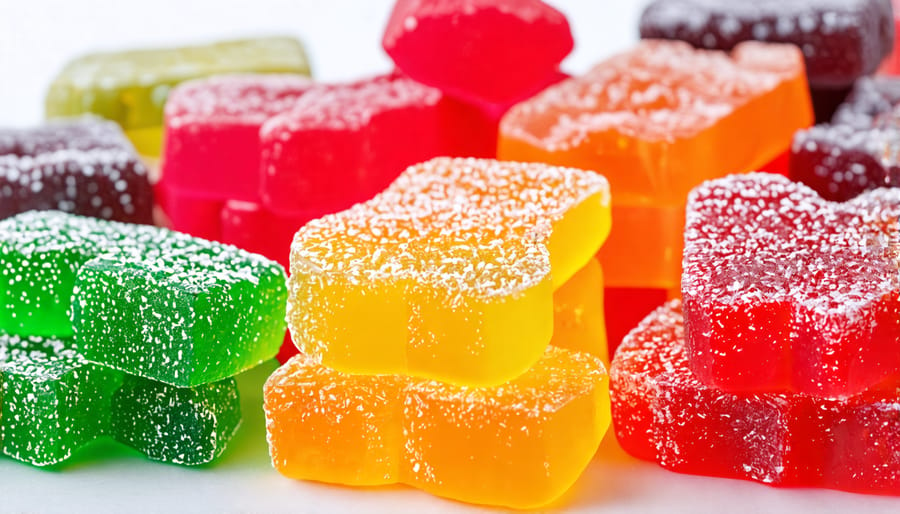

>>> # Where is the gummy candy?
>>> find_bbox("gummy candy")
[0,210,287,387]
[264,346,609,509]
[45,37,311,156]
[639,0,895,120]
[162,74,313,201]
[0,118,153,224]
[382,0,573,105]
[682,173,900,396]
[260,73,449,216]
[288,157,610,386]
[549,257,608,362]
[611,300,900,494]
[161,189,225,242]
[881,0,900,74]
[220,201,312,269]
[0,333,239,466]
[791,77,900,201]
[499,40,811,291]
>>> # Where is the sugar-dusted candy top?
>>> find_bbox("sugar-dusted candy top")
[0,333,85,381]
[382,0,573,104]
[292,157,609,299]
[832,76,900,128]
[1,210,283,291]
[46,37,311,130]
[683,173,900,313]
[501,40,805,151]
[0,117,132,157]
[262,73,442,134]
[639,0,894,87]
[0,118,152,224]
[792,123,900,182]
[165,74,314,127]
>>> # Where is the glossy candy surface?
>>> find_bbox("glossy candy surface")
[0,333,240,467]
[0,211,287,386]
[683,173,900,396]
[288,157,610,386]
[265,346,609,509]
[500,40,811,291]
[612,300,900,493]
[46,37,311,156]
[0,118,153,224]
[383,0,573,104]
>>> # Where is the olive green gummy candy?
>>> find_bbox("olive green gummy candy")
[0,210,288,387]
[0,333,241,467]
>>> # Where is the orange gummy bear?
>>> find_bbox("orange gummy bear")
[287,157,610,386]
[264,346,610,509]
[498,40,812,290]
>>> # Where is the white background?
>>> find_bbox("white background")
[2,1,900,512]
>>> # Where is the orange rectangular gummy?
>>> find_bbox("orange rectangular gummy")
[264,346,610,509]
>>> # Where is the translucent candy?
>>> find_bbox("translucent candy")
[638,0,894,120]
[0,333,240,467]
[260,73,449,216]
[499,40,811,291]
[382,0,573,104]
[791,77,900,201]
[0,210,287,386]
[549,257,608,362]
[288,157,610,386]
[0,118,153,224]
[683,173,900,396]
[264,346,609,509]
[611,300,900,493]
[162,74,313,201]
[220,201,312,269]
[45,37,311,156]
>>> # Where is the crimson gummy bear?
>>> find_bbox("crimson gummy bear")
[383,0,573,104]
[682,173,900,396]
[611,300,900,494]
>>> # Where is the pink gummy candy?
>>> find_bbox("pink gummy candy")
[611,300,900,494]
[682,173,900,396]
[220,201,312,268]
[162,74,313,202]
[259,73,450,216]
[382,0,573,104]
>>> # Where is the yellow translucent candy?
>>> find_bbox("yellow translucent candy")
[288,157,611,386]
[550,258,608,363]
[264,346,610,509]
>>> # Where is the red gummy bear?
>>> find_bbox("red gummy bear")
[683,173,900,396]
[611,300,900,494]
[383,0,573,104]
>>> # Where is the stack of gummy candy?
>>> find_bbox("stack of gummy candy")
[3,0,900,509]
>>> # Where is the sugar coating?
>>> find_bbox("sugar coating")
[264,346,609,509]
[682,173,900,395]
[0,210,287,386]
[262,73,443,134]
[0,118,153,224]
[288,157,610,385]
[639,0,893,87]
[0,333,240,467]
[166,74,313,127]
[500,40,804,150]
[46,37,311,130]
[832,76,900,128]
[611,301,900,493]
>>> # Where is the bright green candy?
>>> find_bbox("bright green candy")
[44,36,312,155]
[0,210,287,387]
[0,333,241,466]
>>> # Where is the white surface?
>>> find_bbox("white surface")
[2,1,900,512]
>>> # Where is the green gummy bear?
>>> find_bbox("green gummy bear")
[0,333,241,467]
[45,37,312,132]
[0,210,287,387]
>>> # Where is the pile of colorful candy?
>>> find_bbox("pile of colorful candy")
[2,0,900,509]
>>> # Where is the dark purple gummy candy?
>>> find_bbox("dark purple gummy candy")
[0,118,153,224]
